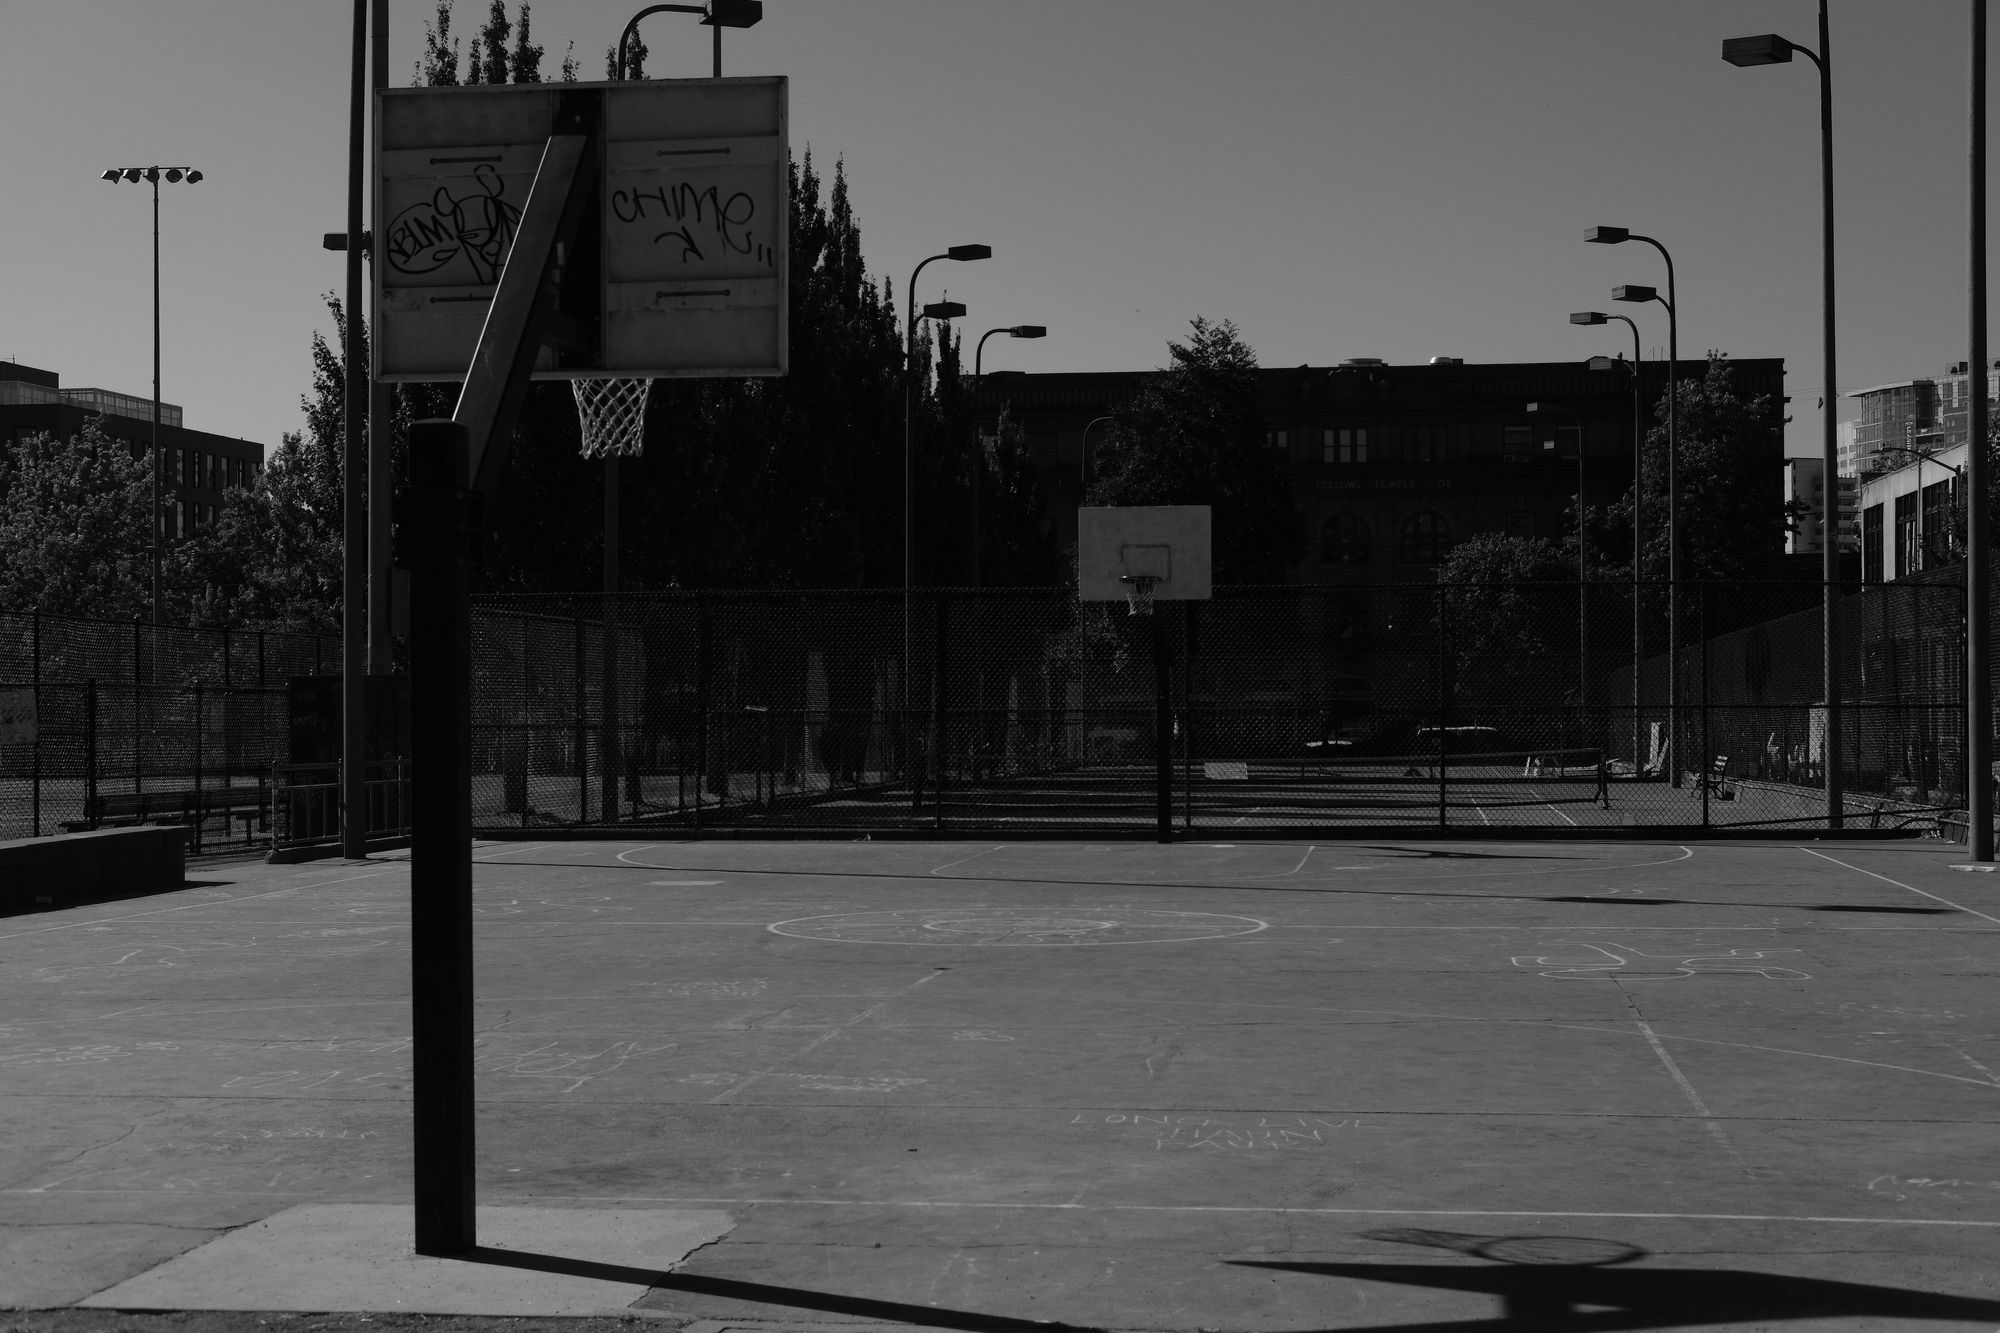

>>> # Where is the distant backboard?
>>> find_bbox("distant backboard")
[1078,506,1213,601]
[374,76,787,381]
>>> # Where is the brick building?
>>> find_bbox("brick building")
[976,356,1787,584]
[0,360,264,540]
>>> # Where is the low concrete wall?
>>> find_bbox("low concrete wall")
[0,828,188,914]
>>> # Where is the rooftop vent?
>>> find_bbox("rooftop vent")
[1339,357,1387,367]
[1428,356,1463,366]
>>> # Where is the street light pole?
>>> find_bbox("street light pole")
[1575,313,1646,773]
[1596,241,1679,784]
[970,326,1044,588]
[101,165,203,634]
[1969,0,1992,859]
[1724,8,1843,826]
[903,248,988,804]
[1079,415,1115,494]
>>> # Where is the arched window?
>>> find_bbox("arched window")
[1320,513,1370,565]
[1400,511,1452,564]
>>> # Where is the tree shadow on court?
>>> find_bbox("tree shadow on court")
[1230,1226,2000,1330]
[464,1248,1101,1331]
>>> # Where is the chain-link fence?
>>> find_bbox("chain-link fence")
[469,581,1966,836]
[0,610,339,846]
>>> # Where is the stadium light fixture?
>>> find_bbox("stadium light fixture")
[1722,34,1794,66]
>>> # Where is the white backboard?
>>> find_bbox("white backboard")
[1077,506,1213,601]
[374,77,787,381]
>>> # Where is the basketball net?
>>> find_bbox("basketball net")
[572,377,653,460]
[1120,575,1158,617]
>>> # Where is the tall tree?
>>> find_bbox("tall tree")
[1086,318,1303,583]
[1618,353,1788,583]
[510,5,544,83]
[0,421,152,619]
[417,0,460,86]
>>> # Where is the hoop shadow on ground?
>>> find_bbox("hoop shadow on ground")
[1231,1226,2000,1330]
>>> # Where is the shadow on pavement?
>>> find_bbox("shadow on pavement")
[465,1247,1102,1331]
[1230,1226,2000,1329]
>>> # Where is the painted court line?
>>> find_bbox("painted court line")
[1798,846,2000,926]
[518,1194,2000,1229]
[930,846,1006,875]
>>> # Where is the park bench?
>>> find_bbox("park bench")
[61,785,268,848]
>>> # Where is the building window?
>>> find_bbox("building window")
[1400,511,1452,564]
[1862,504,1883,583]
[1922,478,1957,565]
[1894,492,1919,578]
[1323,427,1368,463]
[1265,428,1289,453]
[173,448,184,483]
[1505,510,1535,539]
[1320,513,1370,565]
[1541,426,1581,459]
[1502,425,1533,463]
[1402,425,1450,464]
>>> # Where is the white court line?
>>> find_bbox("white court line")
[1524,786,1579,826]
[930,846,1005,875]
[615,845,667,865]
[474,842,557,861]
[0,870,390,943]
[487,1193,2000,1228]
[1798,847,2000,926]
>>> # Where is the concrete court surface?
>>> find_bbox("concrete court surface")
[3,837,2000,1330]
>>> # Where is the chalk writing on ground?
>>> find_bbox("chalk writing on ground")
[1868,1174,2000,1201]
[679,1071,926,1093]
[1068,1112,1366,1150]
[769,908,1267,947]
[1511,941,1809,981]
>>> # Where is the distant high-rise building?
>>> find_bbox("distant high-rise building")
[1842,379,1940,478]
[1783,456,1857,554]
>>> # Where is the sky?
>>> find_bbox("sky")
[2,0,1995,461]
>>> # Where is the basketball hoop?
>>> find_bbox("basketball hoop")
[572,377,653,460]
[1120,574,1159,617]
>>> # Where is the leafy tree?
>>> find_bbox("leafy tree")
[417,0,461,85]
[509,4,544,83]
[0,420,152,619]
[1086,318,1303,583]
[1617,353,1788,583]
[1434,532,1575,671]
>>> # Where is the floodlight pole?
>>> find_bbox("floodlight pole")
[1080,416,1114,493]
[1970,0,1992,858]
[1578,314,1646,771]
[1528,402,1589,711]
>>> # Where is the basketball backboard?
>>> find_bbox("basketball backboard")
[374,76,787,382]
[1077,505,1213,602]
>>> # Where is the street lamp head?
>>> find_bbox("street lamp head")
[1570,311,1609,326]
[164,168,184,183]
[1612,284,1659,303]
[1722,33,1795,67]
[1585,355,1626,373]
[1584,226,1631,245]
[946,244,992,262]
[922,300,967,320]
[702,0,762,28]
[100,168,121,181]
[1008,325,1046,339]
[185,169,202,184]
[122,167,143,183]
[143,167,160,184]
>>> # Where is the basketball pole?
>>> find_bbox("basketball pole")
[404,95,603,1259]
[341,0,368,860]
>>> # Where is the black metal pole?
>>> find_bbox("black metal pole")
[151,174,162,631]
[1818,0,1844,829]
[1153,608,1171,842]
[1183,601,1196,832]
[1970,0,1993,858]
[368,0,394,677]
[934,587,948,830]
[342,0,369,859]
[404,419,476,1256]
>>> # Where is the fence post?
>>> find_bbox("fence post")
[84,678,98,827]
[1183,600,1197,832]
[193,682,205,854]
[694,601,709,829]
[31,609,40,837]
[934,587,948,832]
[133,613,144,799]
[1437,584,1449,829]
[1701,584,1711,830]
[573,615,586,826]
